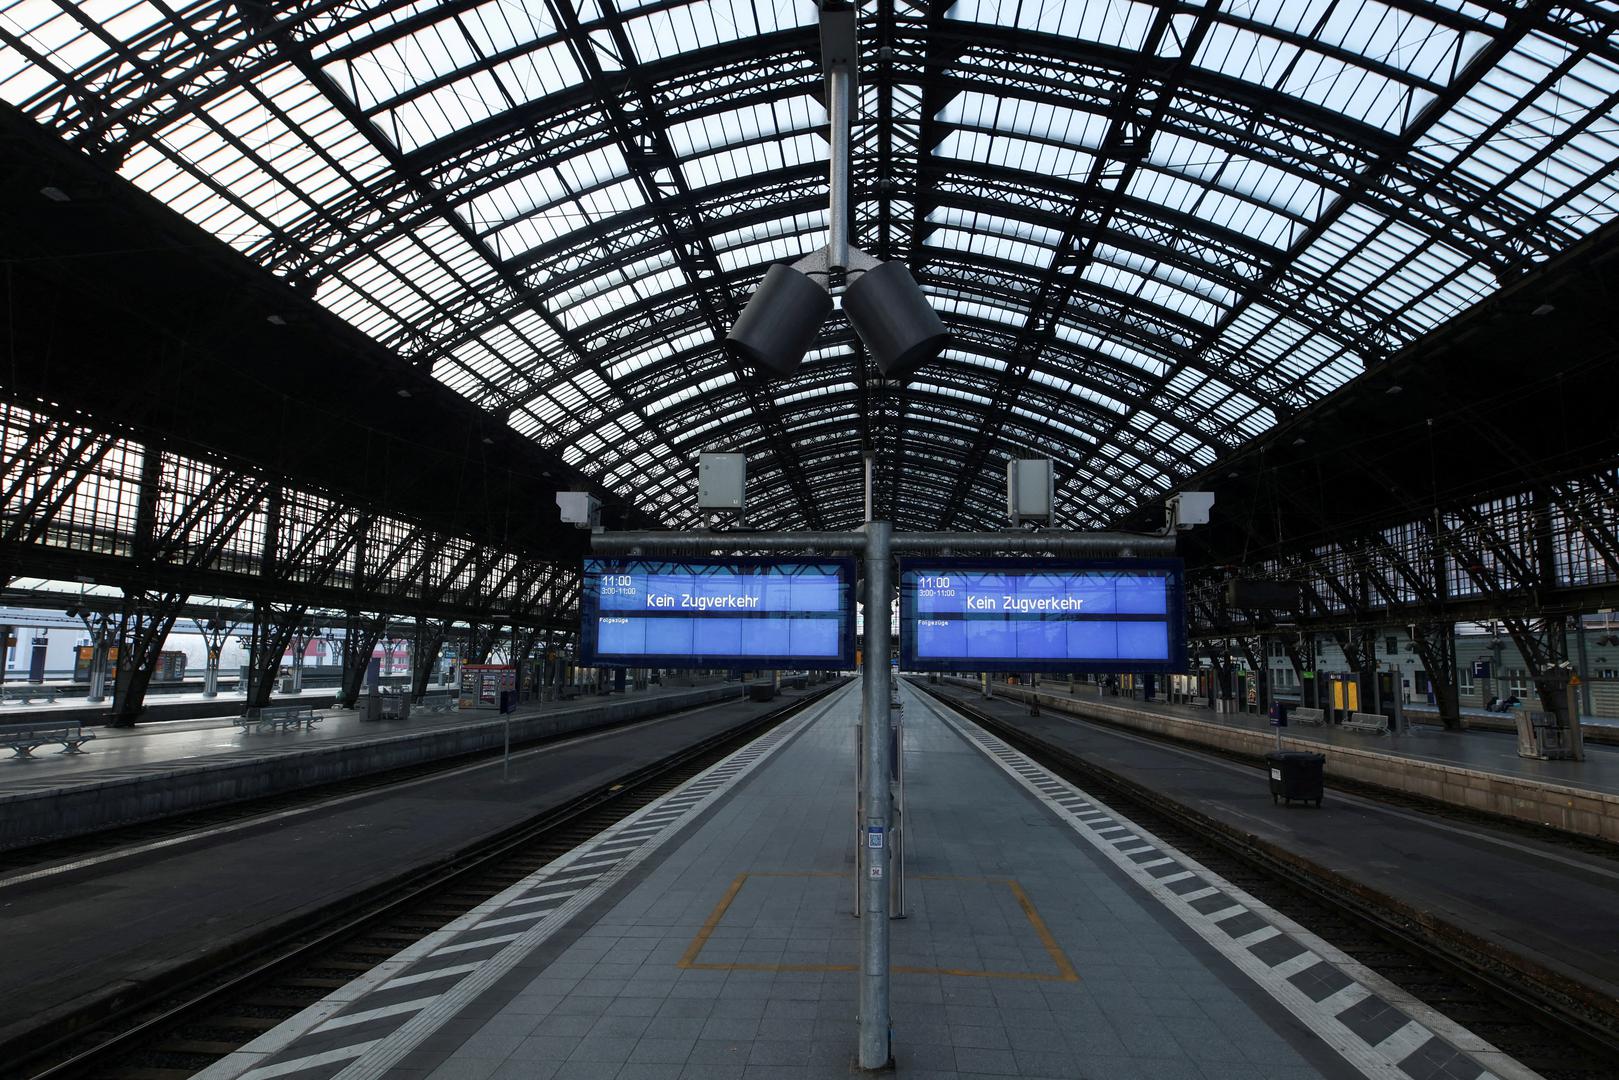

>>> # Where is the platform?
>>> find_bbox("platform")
[0,681,681,789]
[197,678,1536,1080]
[0,683,349,726]
[963,680,1619,842]
[0,682,744,849]
[0,684,825,1058]
[920,679,1619,1021]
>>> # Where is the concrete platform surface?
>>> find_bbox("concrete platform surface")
[0,683,353,727]
[195,678,1536,1080]
[1020,686,1619,796]
[923,680,1619,1012]
[0,684,831,1056]
[964,681,1619,843]
[0,682,710,792]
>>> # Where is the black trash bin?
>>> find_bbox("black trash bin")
[1265,751,1325,807]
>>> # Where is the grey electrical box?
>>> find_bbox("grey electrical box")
[698,453,747,512]
[1007,458,1055,525]
[1167,491,1215,529]
[555,491,601,528]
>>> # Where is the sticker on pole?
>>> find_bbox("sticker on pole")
[868,865,883,878]
[866,826,884,849]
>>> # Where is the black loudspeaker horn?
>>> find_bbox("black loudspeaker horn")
[841,261,948,381]
[724,263,833,379]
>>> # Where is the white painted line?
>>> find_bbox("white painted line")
[1238,925,1282,948]
[237,1042,378,1080]
[429,932,526,956]
[1317,982,1373,1017]
[1273,952,1324,979]
[504,892,574,909]
[314,997,440,1033]
[1377,1020,1436,1059]
[379,963,483,992]
[471,909,554,932]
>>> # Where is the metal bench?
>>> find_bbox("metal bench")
[0,685,59,706]
[418,692,457,713]
[1344,711,1390,735]
[1289,707,1326,727]
[235,705,322,733]
[1,720,96,758]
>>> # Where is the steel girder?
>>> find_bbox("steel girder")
[0,403,572,629]
[4,0,1617,540]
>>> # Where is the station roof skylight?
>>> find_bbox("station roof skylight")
[3,0,1615,530]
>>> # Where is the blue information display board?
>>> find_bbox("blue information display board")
[579,557,857,670]
[898,558,1186,673]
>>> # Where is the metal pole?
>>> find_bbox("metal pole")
[859,521,893,1070]
[863,452,875,524]
[827,61,850,272]
[503,711,512,781]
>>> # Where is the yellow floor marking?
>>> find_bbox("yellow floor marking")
[678,872,1079,982]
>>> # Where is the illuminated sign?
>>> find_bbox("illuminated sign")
[898,559,1186,673]
[580,558,856,670]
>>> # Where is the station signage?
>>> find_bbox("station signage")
[579,557,857,670]
[897,558,1187,673]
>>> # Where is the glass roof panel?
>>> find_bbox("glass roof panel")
[1,0,1615,534]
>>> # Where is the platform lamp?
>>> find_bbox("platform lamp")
[724,2,947,381]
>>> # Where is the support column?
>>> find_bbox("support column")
[109,594,182,727]
[338,612,387,708]
[1412,621,1461,729]
[288,624,316,693]
[411,617,447,702]
[243,603,308,710]
[192,617,234,699]
[859,521,893,1071]
[76,610,115,704]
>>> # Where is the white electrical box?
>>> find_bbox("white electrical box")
[1007,458,1055,525]
[555,491,601,527]
[698,453,747,512]
[1168,491,1215,529]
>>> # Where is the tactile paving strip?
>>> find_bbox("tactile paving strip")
[919,689,1541,1080]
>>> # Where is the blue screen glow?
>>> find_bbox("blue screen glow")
[899,560,1185,673]
[580,559,856,670]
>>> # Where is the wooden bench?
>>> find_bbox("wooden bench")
[236,705,322,733]
[1289,707,1326,727]
[1344,711,1390,735]
[1,720,96,758]
[0,685,59,706]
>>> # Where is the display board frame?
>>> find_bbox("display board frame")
[579,556,858,671]
[897,557,1187,674]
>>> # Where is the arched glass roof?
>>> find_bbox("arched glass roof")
[3,0,1615,531]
